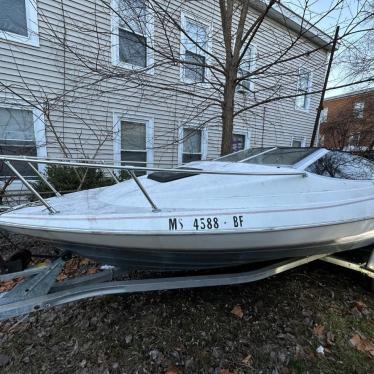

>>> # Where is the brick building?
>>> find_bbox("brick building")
[319,88,374,151]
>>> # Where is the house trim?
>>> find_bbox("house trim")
[0,0,39,47]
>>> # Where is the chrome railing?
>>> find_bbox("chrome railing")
[0,155,306,214]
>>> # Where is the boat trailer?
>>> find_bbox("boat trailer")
[0,249,373,321]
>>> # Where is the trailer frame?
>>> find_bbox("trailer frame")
[0,248,373,321]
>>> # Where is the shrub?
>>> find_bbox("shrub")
[33,165,116,197]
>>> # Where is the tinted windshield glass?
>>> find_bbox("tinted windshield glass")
[217,148,271,162]
[244,148,316,165]
[306,151,374,180]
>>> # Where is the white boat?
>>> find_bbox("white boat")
[0,147,373,270]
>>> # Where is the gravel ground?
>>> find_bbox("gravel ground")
[0,234,373,374]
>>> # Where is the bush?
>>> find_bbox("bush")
[32,165,116,197]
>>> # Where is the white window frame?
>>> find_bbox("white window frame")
[0,0,39,47]
[290,136,306,148]
[0,104,47,182]
[320,107,328,123]
[178,124,208,165]
[237,44,257,94]
[113,112,154,173]
[353,101,364,119]
[180,11,213,84]
[295,67,313,112]
[111,0,154,73]
[232,129,251,151]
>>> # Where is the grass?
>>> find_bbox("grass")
[0,262,373,373]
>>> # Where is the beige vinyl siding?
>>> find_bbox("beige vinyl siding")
[0,0,328,169]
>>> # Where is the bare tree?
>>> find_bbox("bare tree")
[0,0,373,174]
[76,0,374,154]
[345,0,374,83]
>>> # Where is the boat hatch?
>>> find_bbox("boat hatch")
[148,167,202,183]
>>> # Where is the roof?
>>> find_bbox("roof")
[325,87,374,101]
[250,0,333,51]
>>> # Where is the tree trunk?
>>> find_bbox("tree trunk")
[220,72,236,156]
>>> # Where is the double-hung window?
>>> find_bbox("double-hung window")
[0,107,46,178]
[181,14,211,83]
[113,114,153,176]
[237,45,257,93]
[112,0,153,69]
[295,68,312,111]
[179,127,207,164]
[0,0,39,46]
[353,102,364,118]
[121,120,148,174]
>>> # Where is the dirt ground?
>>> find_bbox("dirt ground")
[0,234,373,374]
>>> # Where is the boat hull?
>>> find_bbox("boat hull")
[4,218,374,270]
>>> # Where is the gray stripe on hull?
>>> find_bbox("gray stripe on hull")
[56,237,370,271]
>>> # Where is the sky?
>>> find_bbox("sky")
[284,0,373,97]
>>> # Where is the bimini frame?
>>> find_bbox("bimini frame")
[0,154,306,214]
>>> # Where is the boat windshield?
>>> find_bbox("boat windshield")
[217,147,316,166]
[306,151,374,180]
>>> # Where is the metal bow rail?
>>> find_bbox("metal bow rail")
[0,155,306,214]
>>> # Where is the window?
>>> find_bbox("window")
[113,114,153,176]
[179,127,207,164]
[306,151,374,180]
[295,68,312,111]
[237,45,256,93]
[320,107,328,122]
[0,107,46,178]
[353,102,364,118]
[348,132,360,147]
[232,134,246,152]
[121,120,147,174]
[184,50,206,82]
[182,128,202,163]
[0,0,39,46]
[181,14,211,83]
[217,147,316,165]
[291,137,306,148]
[244,148,315,166]
[112,0,153,69]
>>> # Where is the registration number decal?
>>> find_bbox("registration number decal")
[168,215,244,231]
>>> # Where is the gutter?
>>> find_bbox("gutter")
[250,0,333,51]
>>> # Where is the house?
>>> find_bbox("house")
[319,88,374,151]
[0,0,331,180]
